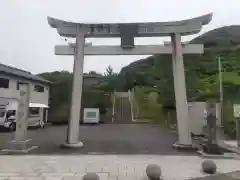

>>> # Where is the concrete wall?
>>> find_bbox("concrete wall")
[0,74,49,106]
[29,83,49,105]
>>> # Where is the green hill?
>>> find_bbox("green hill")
[191,25,240,46]
[118,25,240,107]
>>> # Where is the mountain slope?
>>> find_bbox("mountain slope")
[191,25,240,46]
[117,25,240,107]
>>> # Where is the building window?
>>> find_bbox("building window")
[0,78,9,88]
[34,85,44,92]
[29,107,40,117]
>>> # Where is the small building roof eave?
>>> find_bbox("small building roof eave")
[0,71,51,86]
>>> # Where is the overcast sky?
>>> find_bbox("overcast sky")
[0,0,240,74]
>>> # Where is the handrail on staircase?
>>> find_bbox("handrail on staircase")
[128,89,135,122]
[112,90,116,123]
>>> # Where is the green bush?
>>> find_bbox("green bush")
[49,89,110,123]
[222,101,236,139]
[223,120,236,139]
[49,103,69,124]
[91,91,109,115]
[133,86,165,124]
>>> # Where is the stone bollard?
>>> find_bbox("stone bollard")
[146,164,162,180]
[82,173,100,180]
[201,160,217,174]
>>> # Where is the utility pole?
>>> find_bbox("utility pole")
[217,56,224,125]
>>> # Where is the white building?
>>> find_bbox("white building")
[0,63,50,128]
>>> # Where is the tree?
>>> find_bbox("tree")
[104,65,114,76]
[38,70,113,123]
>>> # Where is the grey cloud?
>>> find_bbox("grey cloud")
[0,0,239,74]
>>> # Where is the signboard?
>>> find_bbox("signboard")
[85,24,120,36]
[15,83,30,141]
[83,23,163,36]
[83,108,99,124]
[233,104,240,118]
[138,24,160,34]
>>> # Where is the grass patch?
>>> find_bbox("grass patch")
[132,86,169,126]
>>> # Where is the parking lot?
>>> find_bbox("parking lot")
[0,123,197,155]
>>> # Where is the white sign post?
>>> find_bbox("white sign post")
[83,108,100,124]
[233,104,240,118]
[233,104,240,147]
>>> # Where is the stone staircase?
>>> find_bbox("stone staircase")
[113,92,132,124]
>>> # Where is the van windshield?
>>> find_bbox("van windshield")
[6,110,16,119]
[0,108,5,117]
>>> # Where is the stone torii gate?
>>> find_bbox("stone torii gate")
[47,13,212,148]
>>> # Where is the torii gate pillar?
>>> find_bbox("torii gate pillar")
[62,32,85,148]
[171,33,192,146]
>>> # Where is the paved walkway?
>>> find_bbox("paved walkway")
[1,155,240,180]
[223,140,238,148]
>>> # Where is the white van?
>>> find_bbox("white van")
[0,99,48,131]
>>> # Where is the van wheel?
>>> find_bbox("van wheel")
[9,123,16,132]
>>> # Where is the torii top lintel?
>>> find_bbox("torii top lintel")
[47,13,212,38]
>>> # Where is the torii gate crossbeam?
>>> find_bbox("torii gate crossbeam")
[55,44,203,55]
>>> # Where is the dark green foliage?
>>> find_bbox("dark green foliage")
[191,25,240,45]
[38,71,72,123]
[38,71,113,124]
[117,26,240,108]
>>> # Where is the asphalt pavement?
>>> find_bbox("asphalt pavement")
[0,123,197,155]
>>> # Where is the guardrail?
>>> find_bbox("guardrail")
[129,89,140,121]
[128,90,135,122]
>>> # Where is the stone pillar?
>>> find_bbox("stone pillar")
[206,102,217,145]
[171,33,192,146]
[2,83,38,153]
[203,101,223,154]
[64,31,85,148]
[15,83,30,142]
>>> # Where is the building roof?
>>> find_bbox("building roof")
[0,63,51,84]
